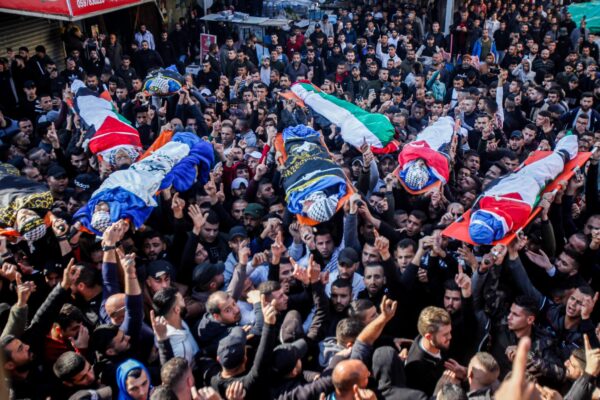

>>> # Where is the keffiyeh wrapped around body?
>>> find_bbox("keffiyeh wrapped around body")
[396,116,456,194]
[0,169,52,228]
[143,66,184,97]
[281,125,347,223]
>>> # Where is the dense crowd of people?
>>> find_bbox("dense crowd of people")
[2,0,600,399]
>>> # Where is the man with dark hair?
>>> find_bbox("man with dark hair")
[152,287,198,367]
[53,351,98,396]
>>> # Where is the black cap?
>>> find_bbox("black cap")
[43,261,62,276]
[315,23,321,28]
[510,130,523,139]
[146,259,173,280]
[47,165,67,179]
[338,247,359,265]
[217,327,246,369]
[381,87,392,95]
[387,105,401,114]
[547,104,564,114]
[23,80,36,89]
[192,262,225,287]
[74,173,100,192]
[228,226,248,241]
[390,69,401,78]
[272,339,308,376]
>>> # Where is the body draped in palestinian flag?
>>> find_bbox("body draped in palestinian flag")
[395,116,458,195]
[72,80,142,169]
[277,124,352,225]
[290,82,398,153]
[74,132,214,235]
[468,134,578,244]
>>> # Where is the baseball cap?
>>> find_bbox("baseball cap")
[244,203,265,219]
[338,247,359,265]
[145,259,173,280]
[23,80,36,89]
[47,165,68,179]
[231,177,249,190]
[68,387,112,400]
[217,327,247,369]
[228,226,248,241]
[315,23,321,28]
[74,173,100,192]
[193,262,225,287]
[244,151,262,161]
[381,87,392,95]
[392,86,403,94]
[547,104,564,115]
[510,130,523,139]
[43,261,62,276]
[272,339,308,376]
[351,156,364,167]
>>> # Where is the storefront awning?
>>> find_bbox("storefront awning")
[0,0,155,21]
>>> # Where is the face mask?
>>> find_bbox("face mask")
[91,210,112,233]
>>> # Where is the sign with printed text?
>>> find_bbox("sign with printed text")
[200,34,217,63]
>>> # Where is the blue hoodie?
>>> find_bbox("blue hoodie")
[116,359,152,400]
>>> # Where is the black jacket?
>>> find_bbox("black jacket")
[405,336,447,395]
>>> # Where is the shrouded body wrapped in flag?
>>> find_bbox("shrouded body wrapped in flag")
[468,135,578,244]
[72,80,142,169]
[143,66,185,97]
[74,132,214,235]
[290,82,397,151]
[0,164,53,241]
[278,124,352,225]
[395,116,458,194]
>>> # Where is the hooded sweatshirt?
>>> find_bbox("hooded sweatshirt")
[116,359,152,400]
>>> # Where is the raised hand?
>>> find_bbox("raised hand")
[121,252,137,278]
[150,309,168,341]
[188,204,207,235]
[0,263,18,282]
[455,264,472,298]
[584,334,600,377]
[380,295,398,322]
[16,273,36,307]
[524,249,553,272]
[61,258,79,291]
[581,292,599,320]
[291,257,309,286]
[238,239,251,265]
[262,297,278,325]
[52,217,69,238]
[270,231,285,263]
[373,230,390,261]
[171,192,185,219]
[102,220,126,247]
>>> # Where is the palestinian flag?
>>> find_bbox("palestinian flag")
[291,82,395,149]
[72,80,141,155]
